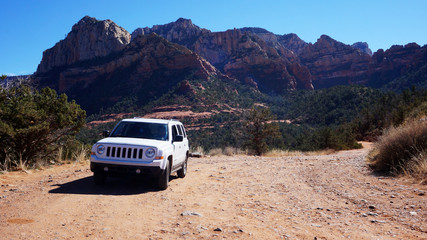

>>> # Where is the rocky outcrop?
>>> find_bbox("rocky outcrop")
[298,35,426,88]
[36,16,131,73]
[367,43,427,87]
[239,28,308,56]
[278,33,308,56]
[193,29,313,92]
[133,20,314,93]
[351,42,372,56]
[34,16,426,112]
[299,35,371,88]
[131,18,209,46]
[34,33,225,114]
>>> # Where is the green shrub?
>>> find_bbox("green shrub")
[0,84,86,170]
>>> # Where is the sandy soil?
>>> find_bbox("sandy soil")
[0,143,426,239]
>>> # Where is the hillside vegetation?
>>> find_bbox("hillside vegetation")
[77,84,426,156]
[0,84,86,170]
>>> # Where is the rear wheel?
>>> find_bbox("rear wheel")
[177,156,187,178]
[158,160,170,190]
[94,171,106,185]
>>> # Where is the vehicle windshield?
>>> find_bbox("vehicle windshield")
[110,122,169,141]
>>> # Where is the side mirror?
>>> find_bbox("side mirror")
[103,130,110,137]
[173,135,184,142]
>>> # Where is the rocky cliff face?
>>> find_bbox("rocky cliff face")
[34,32,225,114]
[351,42,372,56]
[36,16,131,73]
[298,35,426,88]
[131,18,210,47]
[278,33,309,56]
[299,35,372,88]
[34,16,426,113]
[239,28,308,56]
[367,43,427,87]
[133,20,314,93]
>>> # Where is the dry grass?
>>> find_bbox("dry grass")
[208,148,224,156]
[207,147,336,157]
[56,147,64,162]
[73,146,88,163]
[264,148,335,157]
[0,154,12,172]
[206,147,247,156]
[402,152,427,184]
[368,118,427,183]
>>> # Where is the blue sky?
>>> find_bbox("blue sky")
[1,0,426,76]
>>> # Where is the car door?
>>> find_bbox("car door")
[171,125,185,167]
[179,124,189,155]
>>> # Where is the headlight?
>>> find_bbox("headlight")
[145,148,155,158]
[97,145,105,154]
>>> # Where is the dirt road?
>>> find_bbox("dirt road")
[1,143,426,239]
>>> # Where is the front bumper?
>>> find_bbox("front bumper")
[90,162,163,176]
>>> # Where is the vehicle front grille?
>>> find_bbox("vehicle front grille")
[106,146,143,159]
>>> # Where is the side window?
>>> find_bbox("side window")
[177,124,183,136]
[179,125,187,138]
[172,125,178,140]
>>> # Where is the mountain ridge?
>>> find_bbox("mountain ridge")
[33,16,426,115]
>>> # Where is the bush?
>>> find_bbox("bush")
[368,119,427,182]
[244,106,280,155]
[0,84,86,170]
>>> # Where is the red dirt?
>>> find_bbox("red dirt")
[0,143,426,239]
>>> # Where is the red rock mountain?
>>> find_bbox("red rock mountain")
[37,16,131,73]
[299,35,372,88]
[132,19,314,92]
[34,16,426,114]
[298,35,426,88]
[34,18,228,113]
[367,43,427,87]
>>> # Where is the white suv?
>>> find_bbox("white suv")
[90,118,189,190]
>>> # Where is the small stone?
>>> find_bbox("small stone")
[418,192,425,196]
[181,211,202,217]
[371,220,386,223]
[214,227,223,232]
[311,224,322,227]
[390,195,396,198]
[368,205,376,210]
[367,212,378,216]
[362,213,368,217]
[409,212,417,216]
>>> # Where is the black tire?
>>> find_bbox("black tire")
[94,171,106,185]
[177,156,187,178]
[158,160,170,190]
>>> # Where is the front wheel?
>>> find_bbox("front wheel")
[158,160,170,190]
[177,156,187,178]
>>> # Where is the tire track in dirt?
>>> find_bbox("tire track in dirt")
[0,144,426,239]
